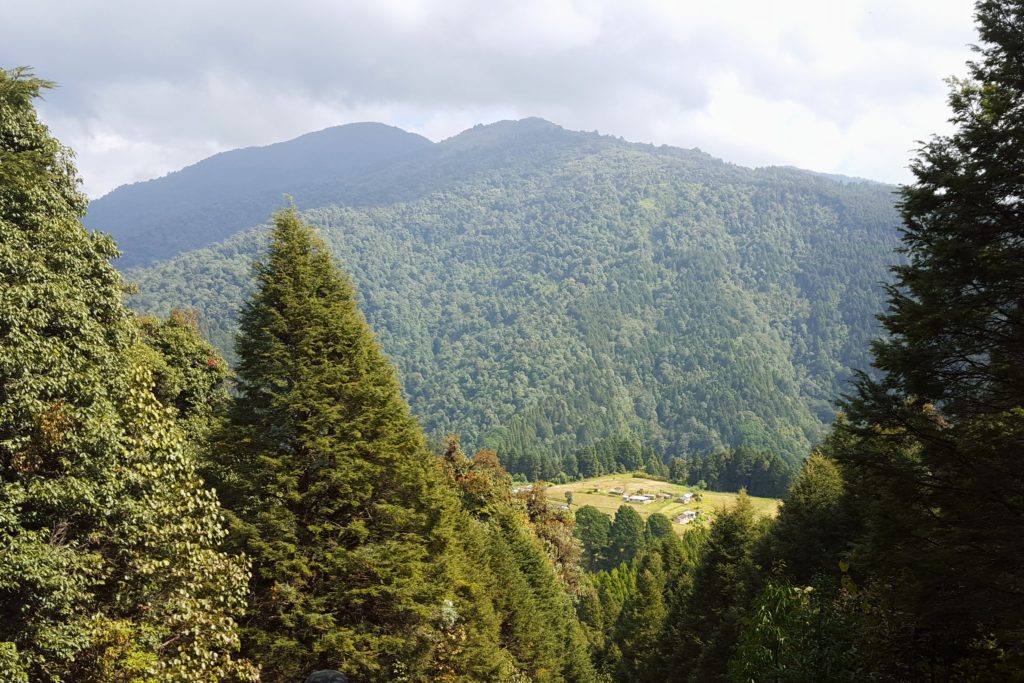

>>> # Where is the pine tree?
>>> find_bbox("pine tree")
[769,451,850,582]
[574,505,611,570]
[662,493,763,681]
[607,505,646,568]
[211,207,478,681]
[0,67,251,682]
[836,1,1024,673]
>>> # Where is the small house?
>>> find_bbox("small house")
[674,510,699,524]
[676,493,694,504]
[625,494,655,504]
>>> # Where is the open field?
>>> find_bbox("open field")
[544,474,780,533]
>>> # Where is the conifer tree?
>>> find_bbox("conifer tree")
[613,548,669,682]
[645,513,675,541]
[607,505,646,568]
[212,207,478,681]
[661,493,763,681]
[836,1,1024,672]
[574,505,611,570]
[0,67,251,682]
[769,451,850,582]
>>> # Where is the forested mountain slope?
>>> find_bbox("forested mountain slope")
[84,122,434,267]
[111,119,900,466]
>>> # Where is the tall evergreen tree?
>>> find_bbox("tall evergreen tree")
[607,505,646,569]
[0,68,251,682]
[661,493,764,682]
[769,451,850,583]
[613,546,669,682]
[836,1,1024,673]
[211,207,481,681]
[574,505,611,571]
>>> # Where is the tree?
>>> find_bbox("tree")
[135,309,230,442]
[835,1,1024,673]
[574,505,611,570]
[661,492,764,681]
[0,67,251,682]
[645,513,675,541]
[211,207,466,681]
[607,505,646,568]
[613,548,669,682]
[769,451,850,582]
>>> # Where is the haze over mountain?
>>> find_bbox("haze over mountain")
[94,118,901,471]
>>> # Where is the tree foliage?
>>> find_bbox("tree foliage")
[123,119,900,468]
[827,1,1024,674]
[206,207,474,681]
[0,67,251,682]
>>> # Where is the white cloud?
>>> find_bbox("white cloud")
[4,0,978,197]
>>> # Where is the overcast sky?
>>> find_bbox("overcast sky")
[5,0,978,198]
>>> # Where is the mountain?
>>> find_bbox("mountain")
[85,122,433,267]
[96,118,901,470]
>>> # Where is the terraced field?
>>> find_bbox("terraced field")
[545,474,780,532]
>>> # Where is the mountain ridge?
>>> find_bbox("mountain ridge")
[87,118,886,268]
[116,119,900,470]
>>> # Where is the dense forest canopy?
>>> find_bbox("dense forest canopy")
[114,119,901,468]
[5,1,1020,678]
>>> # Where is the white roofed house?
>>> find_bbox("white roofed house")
[674,510,699,524]
[624,494,655,504]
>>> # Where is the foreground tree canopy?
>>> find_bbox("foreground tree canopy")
[3,1,1022,678]
[0,67,252,682]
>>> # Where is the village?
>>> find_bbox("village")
[516,473,782,534]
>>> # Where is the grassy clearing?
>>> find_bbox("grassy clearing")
[544,473,780,533]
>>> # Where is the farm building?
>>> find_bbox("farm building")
[624,494,655,504]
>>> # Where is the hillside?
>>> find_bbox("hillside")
[106,119,901,467]
[545,475,780,532]
[84,122,434,267]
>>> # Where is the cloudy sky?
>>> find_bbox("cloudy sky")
[5,0,978,198]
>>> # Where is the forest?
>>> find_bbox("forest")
[2,1,1023,681]
[115,115,900,469]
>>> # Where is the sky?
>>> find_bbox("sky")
[4,0,979,198]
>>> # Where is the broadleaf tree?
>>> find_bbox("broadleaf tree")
[0,67,252,682]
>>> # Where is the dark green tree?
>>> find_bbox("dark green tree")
[574,505,611,571]
[769,451,850,582]
[0,67,251,682]
[645,513,675,541]
[836,1,1024,674]
[661,492,764,681]
[211,207,466,681]
[607,505,646,568]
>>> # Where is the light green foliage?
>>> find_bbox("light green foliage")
[135,309,230,442]
[123,119,900,469]
[0,67,251,682]
[728,581,861,682]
